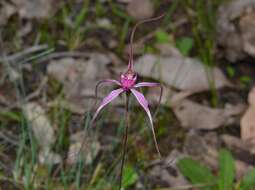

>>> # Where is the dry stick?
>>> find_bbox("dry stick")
[134,17,188,50]
[118,94,130,190]
[156,182,216,190]
[36,51,91,64]
[0,44,49,63]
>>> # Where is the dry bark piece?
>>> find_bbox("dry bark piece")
[134,54,232,92]
[127,0,154,20]
[241,88,255,145]
[173,99,245,130]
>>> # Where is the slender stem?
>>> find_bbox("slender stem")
[127,14,165,70]
[118,93,130,190]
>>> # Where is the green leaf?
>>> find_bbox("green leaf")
[226,66,235,78]
[240,169,255,190]
[75,8,87,29]
[176,37,193,56]
[240,76,252,84]
[177,158,215,190]
[218,149,235,190]
[155,30,170,44]
[122,165,138,188]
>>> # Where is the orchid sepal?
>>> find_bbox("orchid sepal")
[130,89,161,157]
[92,88,124,124]
[134,82,163,118]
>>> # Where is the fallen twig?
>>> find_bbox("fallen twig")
[156,182,216,190]
[35,51,92,64]
[0,44,49,63]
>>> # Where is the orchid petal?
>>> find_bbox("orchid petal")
[134,82,163,118]
[96,79,121,88]
[94,79,121,101]
[130,89,161,157]
[92,88,124,123]
[134,82,160,88]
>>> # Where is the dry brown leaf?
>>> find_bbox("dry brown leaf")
[24,102,55,148]
[148,150,189,187]
[117,0,132,3]
[134,54,232,92]
[23,102,61,165]
[13,0,57,19]
[47,53,114,114]
[221,134,255,174]
[184,131,252,180]
[38,149,61,165]
[127,0,154,20]
[221,134,250,152]
[240,9,255,57]
[67,131,100,165]
[149,165,189,188]
[173,99,245,129]
[155,43,183,57]
[241,88,255,145]
[0,1,16,26]
[217,0,255,61]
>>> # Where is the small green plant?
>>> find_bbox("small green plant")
[61,1,90,50]
[182,0,224,106]
[240,76,252,88]
[176,36,194,56]
[122,165,138,189]
[177,149,255,190]
[155,30,171,44]
[226,66,236,78]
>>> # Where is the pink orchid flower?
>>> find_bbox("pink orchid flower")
[92,15,164,157]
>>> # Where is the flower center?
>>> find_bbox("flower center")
[120,70,137,90]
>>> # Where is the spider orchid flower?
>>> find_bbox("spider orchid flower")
[92,15,164,157]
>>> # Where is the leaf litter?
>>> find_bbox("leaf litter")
[47,53,114,114]
[217,0,255,62]
[12,0,57,19]
[241,88,255,151]
[126,0,154,20]
[67,131,100,165]
[23,102,61,165]
[173,99,245,130]
[134,54,233,92]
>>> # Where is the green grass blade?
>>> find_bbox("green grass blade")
[176,36,194,56]
[240,169,255,190]
[218,149,235,190]
[122,165,138,189]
